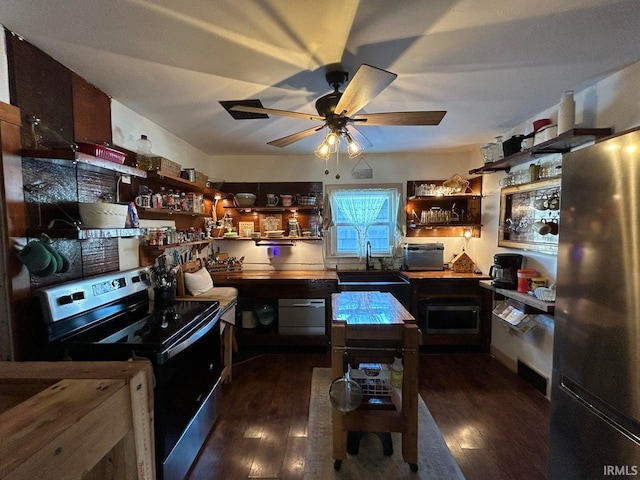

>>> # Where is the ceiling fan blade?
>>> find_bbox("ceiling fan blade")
[267,125,325,147]
[334,64,397,118]
[353,111,447,126]
[230,105,324,122]
[345,124,373,149]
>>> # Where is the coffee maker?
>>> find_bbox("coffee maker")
[489,253,523,289]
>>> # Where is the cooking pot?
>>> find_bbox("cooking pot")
[502,135,525,157]
[233,193,256,208]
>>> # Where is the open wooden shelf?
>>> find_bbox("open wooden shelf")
[26,227,146,240]
[469,128,613,174]
[145,170,226,198]
[22,148,147,178]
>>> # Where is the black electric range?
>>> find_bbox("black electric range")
[36,267,223,480]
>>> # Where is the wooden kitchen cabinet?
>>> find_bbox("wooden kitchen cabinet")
[72,72,112,145]
[410,277,492,351]
[212,273,336,348]
[406,177,482,238]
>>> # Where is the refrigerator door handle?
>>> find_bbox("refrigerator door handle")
[560,374,640,445]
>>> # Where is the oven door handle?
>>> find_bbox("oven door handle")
[163,312,220,363]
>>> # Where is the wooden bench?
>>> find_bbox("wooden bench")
[176,259,238,383]
[0,360,155,480]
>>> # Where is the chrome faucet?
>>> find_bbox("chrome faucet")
[365,241,374,270]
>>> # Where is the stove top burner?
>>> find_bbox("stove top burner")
[35,267,221,364]
[76,300,220,349]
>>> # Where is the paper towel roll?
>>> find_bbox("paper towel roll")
[558,90,575,134]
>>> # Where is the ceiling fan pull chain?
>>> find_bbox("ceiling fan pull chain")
[335,150,341,179]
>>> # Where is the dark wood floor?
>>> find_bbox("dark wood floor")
[186,349,550,480]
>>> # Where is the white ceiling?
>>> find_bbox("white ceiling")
[1,0,639,156]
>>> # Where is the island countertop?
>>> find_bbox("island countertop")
[331,291,415,326]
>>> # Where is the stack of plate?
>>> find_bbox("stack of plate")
[265,230,284,238]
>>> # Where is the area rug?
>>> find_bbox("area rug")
[304,368,465,480]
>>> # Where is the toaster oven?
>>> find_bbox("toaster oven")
[403,243,445,271]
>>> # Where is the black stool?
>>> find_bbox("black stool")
[347,431,393,456]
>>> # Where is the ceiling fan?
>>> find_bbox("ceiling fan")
[224,64,446,157]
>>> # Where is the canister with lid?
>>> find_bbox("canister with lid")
[517,269,539,293]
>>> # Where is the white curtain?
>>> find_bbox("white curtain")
[330,189,387,258]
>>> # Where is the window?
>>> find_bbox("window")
[325,185,402,258]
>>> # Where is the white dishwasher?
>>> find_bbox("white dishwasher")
[278,298,326,335]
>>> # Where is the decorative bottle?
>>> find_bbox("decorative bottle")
[558,90,575,134]
[390,352,404,388]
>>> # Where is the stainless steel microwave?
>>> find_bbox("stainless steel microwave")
[423,304,480,334]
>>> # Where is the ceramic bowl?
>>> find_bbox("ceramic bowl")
[79,202,128,228]
[234,193,256,208]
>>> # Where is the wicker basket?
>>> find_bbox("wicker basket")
[136,155,181,176]
[207,263,243,274]
[194,170,208,186]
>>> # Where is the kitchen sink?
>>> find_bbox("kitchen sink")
[336,271,411,309]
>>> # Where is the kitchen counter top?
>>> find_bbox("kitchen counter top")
[212,270,337,281]
[401,270,491,280]
[212,269,490,282]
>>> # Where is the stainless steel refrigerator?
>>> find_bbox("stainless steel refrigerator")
[548,127,640,478]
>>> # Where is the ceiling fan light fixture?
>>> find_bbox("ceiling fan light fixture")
[345,132,363,158]
[314,141,331,160]
[326,131,339,146]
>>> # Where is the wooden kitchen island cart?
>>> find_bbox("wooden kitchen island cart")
[330,291,420,471]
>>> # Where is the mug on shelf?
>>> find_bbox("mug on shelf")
[135,194,151,208]
[280,194,295,207]
[547,192,560,210]
[533,220,552,235]
[266,193,279,206]
[534,196,548,210]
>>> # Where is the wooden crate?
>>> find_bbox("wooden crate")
[0,361,155,480]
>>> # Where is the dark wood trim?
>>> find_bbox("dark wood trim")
[0,100,29,360]
[0,102,21,126]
